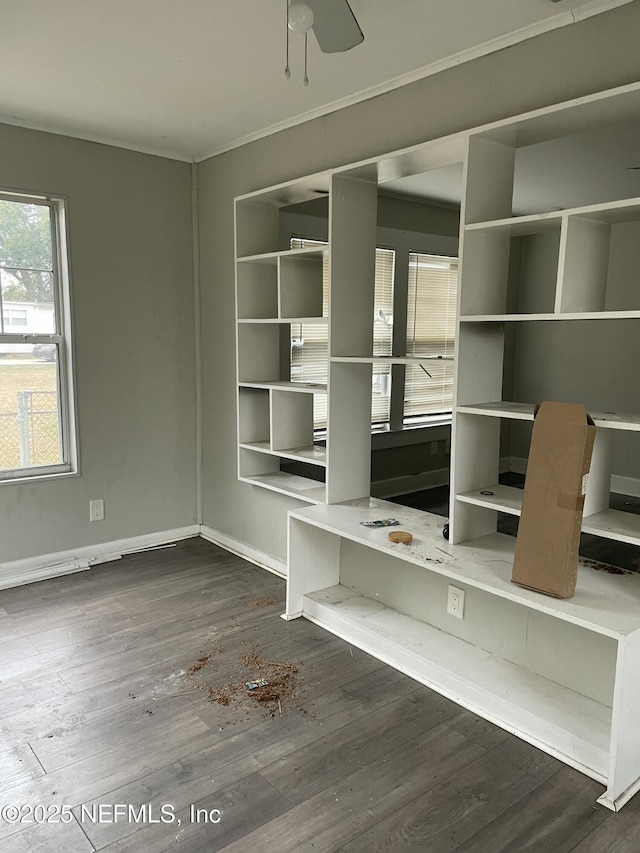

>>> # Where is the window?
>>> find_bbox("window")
[372,248,394,424]
[404,252,458,420]
[289,238,329,429]
[290,238,395,428]
[289,237,458,430]
[0,193,76,480]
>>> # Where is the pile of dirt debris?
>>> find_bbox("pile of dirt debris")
[187,645,300,717]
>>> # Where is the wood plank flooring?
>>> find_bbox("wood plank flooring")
[0,536,639,852]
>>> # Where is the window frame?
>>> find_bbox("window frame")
[0,190,77,484]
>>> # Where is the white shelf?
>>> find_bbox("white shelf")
[304,583,610,781]
[239,472,326,504]
[239,381,327,393]
[457,483,523,515]
[237,247,326,264]
[466,196,640,233]
[238,317,327,325]
[289,500,640,638]
[457,485,640,547]
[457,401,536,420]
[331,355,454,364]
[458,401,640,431]
[461,311,640,322]
[239,441,327,467]
[583,509,640,547]
[466,212,563,235]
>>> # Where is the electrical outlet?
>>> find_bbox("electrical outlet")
[447,585,465,619]
[430,441,438,455]
[89,499,104,522]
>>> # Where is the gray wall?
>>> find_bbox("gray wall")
[510,221,640,478]
[0,125,196,563]
[198,1,640,564]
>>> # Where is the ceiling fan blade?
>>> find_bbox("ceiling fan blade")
[307,0,364,53]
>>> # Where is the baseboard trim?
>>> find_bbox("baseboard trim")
[5,465,639,592]
[611,475,640,499]
[504,463,640,498]
[507,456,528,476]
[199,526,287,579]
[371,467,449,499]
[0,523,288,592]
[0,525,200,591]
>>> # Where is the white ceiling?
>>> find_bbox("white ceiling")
[0,0,630,162]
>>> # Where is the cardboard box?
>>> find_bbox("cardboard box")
[512,401,595,598]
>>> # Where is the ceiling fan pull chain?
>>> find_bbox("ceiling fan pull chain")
[303,32,309,86]
[284,0,291,79]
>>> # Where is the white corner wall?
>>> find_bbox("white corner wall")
[197,1,640,565]
[0,125,197,570]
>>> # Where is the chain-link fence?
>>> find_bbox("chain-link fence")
[0,412,20,468]
[0,391,61,470]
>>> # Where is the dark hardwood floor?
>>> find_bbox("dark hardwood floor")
[0,536,639,852]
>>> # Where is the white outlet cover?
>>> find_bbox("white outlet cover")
[89,499,104,522]
[447,584,465,619]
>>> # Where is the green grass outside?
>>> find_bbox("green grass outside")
[0,360,57,410]
[0,359,60,468]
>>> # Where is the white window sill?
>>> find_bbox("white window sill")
[371,419,451,450]
[314,416,452,451]
[0,468,79,486]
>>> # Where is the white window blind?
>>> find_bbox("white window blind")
[290,238,395,428]
[404,252,458,419]
[372,247,394,424]
[290,238,329,428]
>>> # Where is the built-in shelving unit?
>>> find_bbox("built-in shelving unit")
[455,399,640,544]
[286,497,640,810]
[237,81,640,810]
[235,186,332,503]
[451,110,640,562]
[236,349,328,502]
[235,171,379,505]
